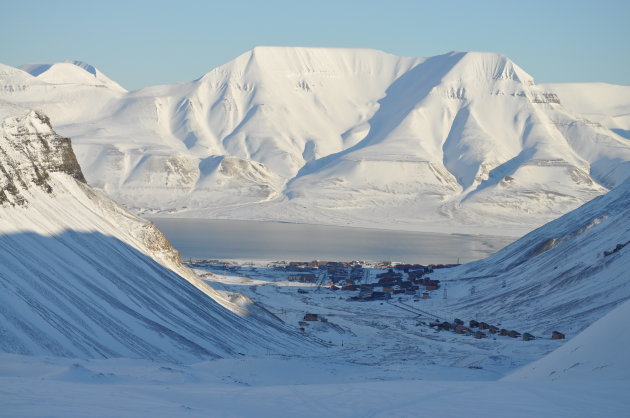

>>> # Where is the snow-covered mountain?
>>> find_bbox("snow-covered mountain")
[2,48,629,234]
[19,60,126,92]
[0,103,307,361]
[436,175,630,337]
[541,82,630,140]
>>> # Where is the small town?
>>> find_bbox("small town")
[191,259,565,344]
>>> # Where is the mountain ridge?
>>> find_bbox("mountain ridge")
[2,47,629,235]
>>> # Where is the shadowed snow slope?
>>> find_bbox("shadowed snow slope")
[0,103,308,362]
[2,48,629,234]
[438,177,630,336]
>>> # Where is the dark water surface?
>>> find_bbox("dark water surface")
[149,218,515,264]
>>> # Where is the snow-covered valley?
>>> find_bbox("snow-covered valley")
[3,248,629,417]
[1,51,629,416]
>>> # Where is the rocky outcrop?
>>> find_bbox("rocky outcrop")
[0,109,85,205]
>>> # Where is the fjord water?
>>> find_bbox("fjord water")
[149,218,515,263]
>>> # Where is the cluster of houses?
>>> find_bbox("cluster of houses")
[287,273,317,283]
[285,262,368,286]
[428,318,565,341]
[344,266,441,301]
[278,260,370,283]
[278,260,363,270]
[347,288,392,301]
[326,263,364,284]
[428,318,535,340]
[277,260,456,301]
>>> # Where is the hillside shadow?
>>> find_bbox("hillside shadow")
[612,128,630,140]
[0,230,307,362]
[460,146,537,203]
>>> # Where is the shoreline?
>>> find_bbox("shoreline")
[148,217,516,264]
[145,215,525,240]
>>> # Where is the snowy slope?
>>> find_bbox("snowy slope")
[435,177,630,336]
[2,48,629,234]
[20,60,126,92]
[0,103,308,362]
[542,82,630,140]
[505,298,630,381]
[0,60,126,129]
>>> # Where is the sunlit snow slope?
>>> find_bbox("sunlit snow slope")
[2,49,629,233]
[0,103,307,362]
[542,82,630,140]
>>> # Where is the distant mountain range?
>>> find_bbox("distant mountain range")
[1,48,629,234]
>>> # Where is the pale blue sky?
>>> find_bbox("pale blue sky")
[2,0,629,90]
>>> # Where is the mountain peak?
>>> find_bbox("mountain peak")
[438,50,534,85]
[198,47,533,89]
[21,60,97,77]
[199,46,422,81]
[0,105,86,206]
[19,60,126,92]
